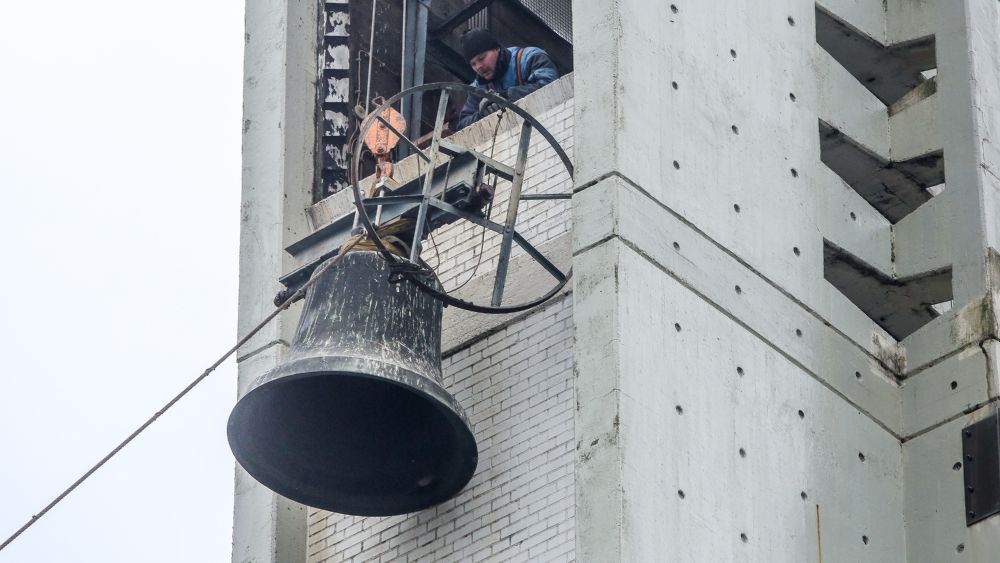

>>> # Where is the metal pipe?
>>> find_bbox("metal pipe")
[364,0,378,115]
[409,0,430,140]
[401,0,407,96]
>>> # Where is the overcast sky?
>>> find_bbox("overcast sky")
[1,3,244,561]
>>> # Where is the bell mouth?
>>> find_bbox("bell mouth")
[228,362,478,516]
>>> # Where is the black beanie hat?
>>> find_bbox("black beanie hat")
[461,28,501,62]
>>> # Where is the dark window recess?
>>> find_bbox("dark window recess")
[963,411,1000,527]
[318,2,353,200]
[514,0,572,42]
[467,4,489,29]
[313,0,575,203]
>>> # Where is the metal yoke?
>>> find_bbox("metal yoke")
[279,82,574,315]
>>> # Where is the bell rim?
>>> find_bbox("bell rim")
[243,354,467,426]
[227,358,478,516]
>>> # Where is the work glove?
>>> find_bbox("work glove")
[478,94,504,118]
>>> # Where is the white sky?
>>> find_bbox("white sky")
[0,3,244,561]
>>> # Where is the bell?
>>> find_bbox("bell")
[227,251,478,516]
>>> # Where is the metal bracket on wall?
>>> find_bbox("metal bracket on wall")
[963,410,1000,526]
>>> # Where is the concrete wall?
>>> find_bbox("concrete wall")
[237,0,1000,560]
[234,0,318,561]
[572,0,1000,561]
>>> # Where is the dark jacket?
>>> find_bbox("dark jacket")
[455,46,558,131]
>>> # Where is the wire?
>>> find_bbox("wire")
[0,236,363,553]
[449,109,506,293]
[424,158,453,271]
[428,229,441,270]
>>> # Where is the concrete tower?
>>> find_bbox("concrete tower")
[235,0,1000,561]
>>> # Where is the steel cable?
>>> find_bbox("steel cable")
[0,236,363,553]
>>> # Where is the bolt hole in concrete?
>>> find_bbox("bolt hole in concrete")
[671,81,679,90]
[855,371,862,380]
[673,160,680,169]
[850,211,857,221]
[731,124,739,134]
[789,92,797,102]
[858,452,866,462]
[957,543,965,553]
[737,366,745,377]
[793,247,801,256]
[673,241,681,251]
[675,405,684,414]
[790,168,799,177]
[735,285,742,294]
[800,491,808,500]
[677,489,686,499]
[730,49,737,58]
[733,203,741,213]
[739,447,747,458]
[798,409,805,419]
[740,533,749,544]
[674,322,682,332]
[863,535,870,545]
[954,462,963,471]
[795,328,803,337]
[951,380,958,390]
[670,4,678,13]
[788,16,795,26]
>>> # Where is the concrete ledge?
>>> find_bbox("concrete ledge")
[815,163,894,274]
[901,344,991,439]
[890,80,941,162]
[816,0,887,45]
[574,175,903,437]
[823,240,951,340]
[901,291,999,374]
[441,233,572,357]
[815,46,890,160]
[816,5,935,106]
[892,193,955,279]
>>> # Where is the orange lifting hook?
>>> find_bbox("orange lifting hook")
[363,97,407,184]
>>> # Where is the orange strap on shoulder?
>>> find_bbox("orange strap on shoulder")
[515,48,525,85]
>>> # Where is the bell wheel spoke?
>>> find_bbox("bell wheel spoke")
[425,198,506,235]
[408,91,450,262]
[363,194,425,206]
[512,231,567,283]
[349,83,574,314]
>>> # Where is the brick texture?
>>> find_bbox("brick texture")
[306,79,576,562]
[307,297,575,563]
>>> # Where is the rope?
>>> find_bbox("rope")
[341,218,414,257]
[0,236,363,553]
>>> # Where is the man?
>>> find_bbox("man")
[455,28,559,130]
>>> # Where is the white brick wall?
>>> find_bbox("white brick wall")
[307,296,575,562]
[419,95,574,296]
[305,79,577,562]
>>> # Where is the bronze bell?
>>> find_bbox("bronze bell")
[227,251,478,516]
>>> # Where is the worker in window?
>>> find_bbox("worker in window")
[455,28,559,131]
